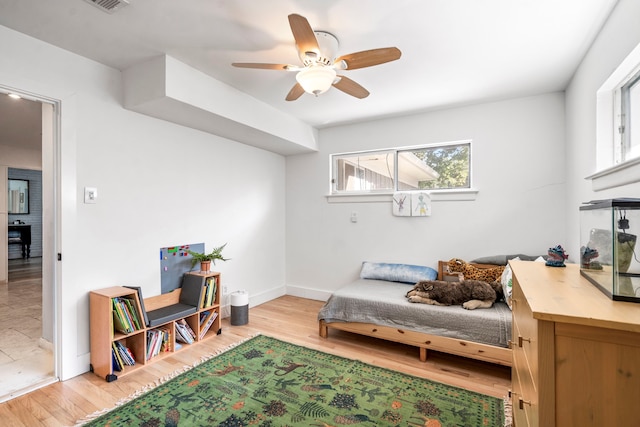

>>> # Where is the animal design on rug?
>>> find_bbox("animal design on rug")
[447,258,505,282]
[406,279,498,309]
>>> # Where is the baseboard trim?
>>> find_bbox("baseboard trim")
[221,286,286,318]
[38,337,54,353]
[286,285,332,302]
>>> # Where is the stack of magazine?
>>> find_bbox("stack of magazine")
[112,341,135,371]
[175,319,196,344]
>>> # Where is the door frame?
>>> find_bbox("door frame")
[0,84,61,383]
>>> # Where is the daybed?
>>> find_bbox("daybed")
[318,260,512,366]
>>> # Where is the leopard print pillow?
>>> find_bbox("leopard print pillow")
[447,258,505,283]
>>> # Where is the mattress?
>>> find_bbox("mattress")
[318,278,512,348]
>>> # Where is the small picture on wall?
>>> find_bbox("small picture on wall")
[392,192,411,216]
[412,192,431,216]
[8,178,29,214]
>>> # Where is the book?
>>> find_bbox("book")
[112,310,130,334]
[121,296,142,330]
[199,311,218,339]
[111,344,123,372]
[114,340,135,366]
[201,277,217,308]
[175,324,192,344]
[146,326,172,360]
[111,342,125,371]
[124,286,150,327]
[146,329,163,360]
[178,319,196,339]
[199,310,210,326]
[207,279,215,307]
[175,319,196,344]
[112,299,133,334]
[115,298,134,332]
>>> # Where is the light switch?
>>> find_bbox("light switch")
[84,187,98,204]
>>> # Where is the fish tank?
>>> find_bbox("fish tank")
[580,198,640,302]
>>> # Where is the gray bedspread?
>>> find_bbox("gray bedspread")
[318,279,511,348]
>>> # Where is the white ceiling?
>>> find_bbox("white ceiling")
[0,95,42,152]
[0,0,618,148]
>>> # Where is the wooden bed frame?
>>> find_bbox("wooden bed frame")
[318,260,512,366]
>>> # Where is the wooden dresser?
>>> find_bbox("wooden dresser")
[510,261,640,427]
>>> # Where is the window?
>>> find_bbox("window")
[331,141,471,195]
[621,71,640,162]
[592,41,640,190]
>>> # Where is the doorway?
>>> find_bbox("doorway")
[0,88,58,401]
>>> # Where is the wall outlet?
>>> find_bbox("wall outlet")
[223,285,229,295]
[221,306,230,318]
[84,187,98,204]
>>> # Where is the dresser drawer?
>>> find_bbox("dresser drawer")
[511,363,531,427]
[512,279,539,382]
[512,338,538,426]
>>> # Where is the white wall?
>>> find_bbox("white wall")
[286,93,566,298]
[565,0,640,257]
[0,25,287,380]
[0,146,41,170]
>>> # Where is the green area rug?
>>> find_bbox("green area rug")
[79,335,508,426]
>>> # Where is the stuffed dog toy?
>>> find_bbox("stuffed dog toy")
[406,279,498,310]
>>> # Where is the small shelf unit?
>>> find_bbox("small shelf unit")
[89,271,221,381]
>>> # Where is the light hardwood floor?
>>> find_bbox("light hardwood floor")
[0,293,511,426]
[0,258,55,403]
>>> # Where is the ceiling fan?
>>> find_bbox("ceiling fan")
[232,14,401,101]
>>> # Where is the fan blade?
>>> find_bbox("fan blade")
[333,76,369,99]
[288,14,319,56]
[286,83,305,101]
[335,47,401,70]
[232,63,292,70]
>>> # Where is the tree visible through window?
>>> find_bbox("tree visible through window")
[403,143,470,190]
[331,141,471,194]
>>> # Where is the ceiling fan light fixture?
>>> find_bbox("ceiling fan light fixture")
[296,65,337,96]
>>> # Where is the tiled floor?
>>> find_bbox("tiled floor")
[0,258,55,402]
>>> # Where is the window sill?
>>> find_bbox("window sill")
[326,189,478,203]
[586,158,640,191]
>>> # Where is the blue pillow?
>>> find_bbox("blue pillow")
[360,262,437,284]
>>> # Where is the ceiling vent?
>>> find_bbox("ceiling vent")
[84,0,130,14]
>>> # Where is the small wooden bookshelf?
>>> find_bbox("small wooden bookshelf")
[89,271,221,381]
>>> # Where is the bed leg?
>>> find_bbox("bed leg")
[319,320,328,338]
[419,347,427,362]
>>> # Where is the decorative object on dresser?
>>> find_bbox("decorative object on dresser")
[544,244,568,267]
[509,260,640,426]
[89,271,221,382]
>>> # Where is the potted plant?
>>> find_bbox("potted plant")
[186,243,230,272]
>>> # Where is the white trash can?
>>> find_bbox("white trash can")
[230,290,249,325]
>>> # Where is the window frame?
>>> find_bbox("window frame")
[329,140,474,200]
[621,71,640,162]
[592,41,640,191]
